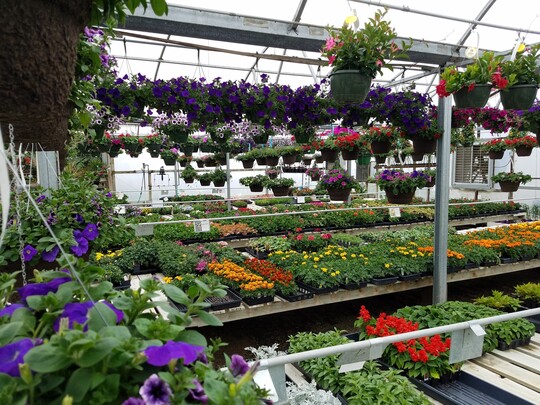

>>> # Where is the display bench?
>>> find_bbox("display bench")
[223,211,526,249]
[130,258,540,327]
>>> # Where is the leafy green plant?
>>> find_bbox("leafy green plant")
[180,164,198,180]
[473,290,521,311]
[266,177,295,188]
[515,282,540,305]
[239,175,270,187]
[491,171,532,184]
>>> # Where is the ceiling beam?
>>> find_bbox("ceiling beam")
[123,4,469,66]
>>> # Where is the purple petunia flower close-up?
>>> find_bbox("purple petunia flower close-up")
[22,244,38,262]
[230,354,250,377]
[188,379,208,404]
[139,374,173,405]
[71,236,89,257]
[122,398,145,405]
[0,338,38,377]
[144,340,205,367]
[0,303,26,318]
[41,246,60,262]
[82,223,99,241]
[18,276,71,302]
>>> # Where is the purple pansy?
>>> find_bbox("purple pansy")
[22,245,37,262]
[0,304,26,318]
[230,354,250,377]
[41,246,60,262]
[188,379,208,404]
[82,223,99,241]
[144,340,205,367]
[18,276,71,302]
[0,338,37,377]
[139,374,173,405]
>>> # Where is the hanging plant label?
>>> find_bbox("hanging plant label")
[194,219,210,233]
[135,223,155,237]
[388,207,401,218]
[296,196,305,204]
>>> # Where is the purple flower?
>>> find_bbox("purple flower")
[53,301,124,332]
[230,354,250,377]
[82,223,99,241]
[0,338,37,377]
[139,374,173,405]
[22,245,37,262]
[41,246,60,262]
[188,379,208,404]
[35,195,46,203]
[73,213,84,224]
[18,277,71,302]
[70,237,89,257]
[105,192,112,198]
[144,340,205,367]
[122,398,145,405]
[0,304,26,318]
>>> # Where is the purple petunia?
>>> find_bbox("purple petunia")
[139,374,173,405]
[73,213,84,224]
[71,236,89,257]
[53,301,124,332]
[22,245,37,262]
[41,246,60,263]
[35,195,46,204]
[144,340,205,367]
[18,276,71,303]
[230,354,250,377]
[82,223,99,241]
[188,379,208,404]
[0,304,26,318]
[0,338,38,377]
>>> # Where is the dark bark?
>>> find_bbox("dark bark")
[0,0,92,162]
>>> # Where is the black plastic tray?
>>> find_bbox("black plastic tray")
[277,286,314,302]
[205,289,242,311]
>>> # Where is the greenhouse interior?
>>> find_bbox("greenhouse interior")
[2,0,540,403]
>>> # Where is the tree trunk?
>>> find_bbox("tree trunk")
[0,0,92,164]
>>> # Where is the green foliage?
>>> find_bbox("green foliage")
[515,282,540,303]
[473,290,521,311]
[491,171,532,184]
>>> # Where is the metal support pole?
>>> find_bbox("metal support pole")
[346,159,352,204]
[226,152,232,211]
[147,169,153,203]
[433,95,452,304]
[174,162,179,197]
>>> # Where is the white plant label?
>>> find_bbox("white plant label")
[194,219,211,233]
[388,207,401,218]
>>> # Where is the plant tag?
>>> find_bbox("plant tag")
[296,196,305,204]
[388,207,401,218]
[212,188,223,194]
[194,219,210,233]
[135,223,155,236]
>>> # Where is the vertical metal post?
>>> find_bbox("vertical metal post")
[147,169,153,203]
[433,95,452,304]
[346,159,352,204]
[174,162,179,197]
[36,151,59,192]
[226,152,232,211]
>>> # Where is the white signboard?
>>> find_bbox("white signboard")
[388,207,401,218]
[194,219,211,233]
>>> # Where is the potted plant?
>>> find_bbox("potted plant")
[259,147,281,166]
[235,151,256,169]
[178,154,193,167]
[436,51,503,108]
[152,112,195,143]
[333,127,366,160]
[265,166,280,179]
[179,135,197,156]
[423,168,437,188]
[199,172,213,186]
[291,124,317,144]
[496,44,540,110]
[405,119,442,156]
[305,167,324,181]
[144,133,163,157]
[210,167,229,187]
[481,138,507,159]
[504,133,537,156]
[364,126,400,156]
[118,133,144,155]
[473,290,521,312]
[491,171,532,192]
[266,177,295,196]
[180,164,198,183]
[159,147,179,166]
[239,175,269,193]
[193,156,205,168]
[277,146,302,165]
[319,168,357,201]
[375,169,429,204]
[321,9,409,103]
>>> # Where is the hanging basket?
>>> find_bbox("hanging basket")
[183,177,195,184]
[384,188,416,204]
[315,155,324,164]
[266,156,280,166]
[252,134,269,145]
[213,180,226,187]
[124,143,143,154]
[164,127,190,144]
[162,157,177,166]
[327,188,351,202]
[200,179,211,186]
[341,147,360,160]
[515,145,534,157]
[500,85,538,110]
[200,143,214,153]
[320,148,339,162]
[425,178,436,188]
[180,145,195,156]
[488,150,505,160]
[453,84,491,108]
[370,140,392,155]
[411,153,424,162]
[282,154,298,165]
[302,158,312,165]
[255,157,267,166]
[196,161,205,168]
[309,174,321,181]
[498,180,521,192]
[108,145,121,158]
[357,154,371,165]
[409,135,436,155]
[249,184,264,193]
[241,159,255,169]
[149,151,160,158]
[271,186,290,197]
[209,132,229,144]
[329,70,372,103]
[374,155,387,164]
